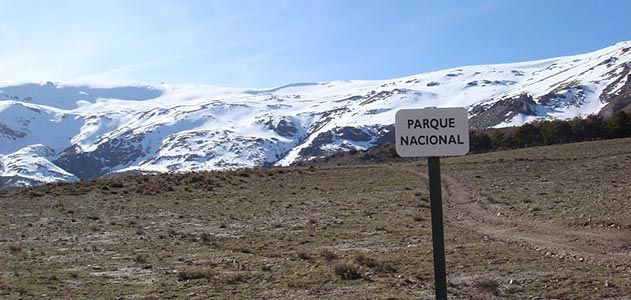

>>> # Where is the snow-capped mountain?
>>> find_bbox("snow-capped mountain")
[0,144,78,188]
[1,41,630,187]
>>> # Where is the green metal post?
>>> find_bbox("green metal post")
[428,156,447,300]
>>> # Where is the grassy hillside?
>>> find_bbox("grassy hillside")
[1,139,631,299]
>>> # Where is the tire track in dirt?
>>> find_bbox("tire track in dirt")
[404,166,631,272]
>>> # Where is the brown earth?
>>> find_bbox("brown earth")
[1,138,631,299]
[408,167,631,272]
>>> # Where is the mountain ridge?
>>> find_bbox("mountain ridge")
[1,41,630,187]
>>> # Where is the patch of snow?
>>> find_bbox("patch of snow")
[1,40,630,186]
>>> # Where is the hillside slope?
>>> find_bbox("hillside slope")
[1,138,630,298]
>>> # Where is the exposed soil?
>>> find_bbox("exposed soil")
[1,138,631,299]
[408,167,631,272]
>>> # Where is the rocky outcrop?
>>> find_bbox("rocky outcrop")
[599,76,631,118]
[297,125,388,158]
[3,41,631,188]
[265,118,304,138]
[469,94,538,129]
[599,63,631,118]
[0,123,27,139]
[55,134,147,179]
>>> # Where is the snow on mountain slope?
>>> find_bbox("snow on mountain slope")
[0,100,83,154]
[0,82,162,109]
[1,41,630,187]
[0,144,78,188]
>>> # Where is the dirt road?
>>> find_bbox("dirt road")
[406,166,631,273]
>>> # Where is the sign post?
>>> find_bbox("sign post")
[395,107,469,300]
[427,156,447,300]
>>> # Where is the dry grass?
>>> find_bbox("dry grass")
[0,138,630,298]
[473,278,500,295]
[321,249,338,261]
[333,261,361,280]
[444,138,631,229]
[177,268,215,281]
[353,253,396,274]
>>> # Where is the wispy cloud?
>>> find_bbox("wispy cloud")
[1,0,629,87]
[73,50,208,83]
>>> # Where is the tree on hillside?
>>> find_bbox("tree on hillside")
[540,120,573,144]
[514,123,543,147]
[465,112,631,155]
[605,111,631,138]
[569,115,605,141]
[469,131,493,153]
[489,131,509,150]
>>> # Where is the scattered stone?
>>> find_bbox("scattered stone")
[605,281,615,288]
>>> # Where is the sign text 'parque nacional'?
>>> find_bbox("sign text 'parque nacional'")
[395,107,470,157]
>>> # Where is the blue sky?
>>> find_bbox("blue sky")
[1,0,630,88]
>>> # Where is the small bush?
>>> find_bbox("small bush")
[237,247,253,254]
[474,277,500,295]
[333,261,361,280]
[321,249,338,261]
[296,251,311,260]
[199,232,213,244]
[29,191,45,197]
[177,268,215,281]
[222,272,249,284]
[133,254,148,264]
[109,181,124,188]
[8,244,21,253]
[354,253,396,273]
[140,183,162,195]
[261,264,272,272]
[354,253,378,268]
[189,173,206,183]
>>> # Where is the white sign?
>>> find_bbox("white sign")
[395,107,470,157]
